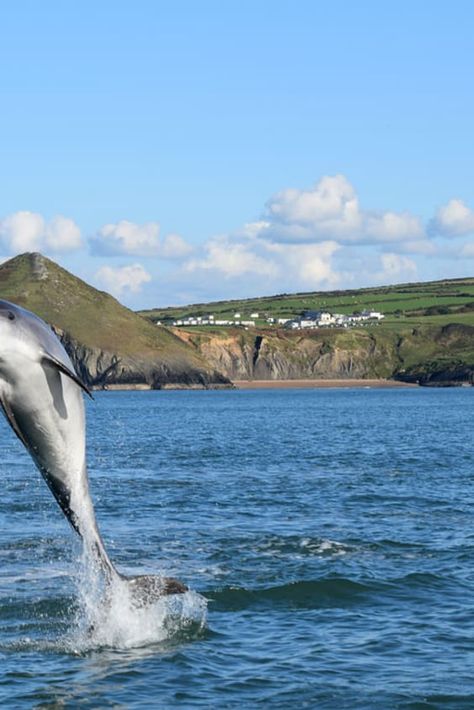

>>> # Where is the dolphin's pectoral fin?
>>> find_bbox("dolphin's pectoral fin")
[41,354,93,399]
[0,395,30,449]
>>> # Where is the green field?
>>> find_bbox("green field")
[139,277,474,331]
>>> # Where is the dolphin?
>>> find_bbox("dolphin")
[0,299,187,603]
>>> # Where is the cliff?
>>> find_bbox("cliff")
[173,323,474,386]
[173,327,400,381]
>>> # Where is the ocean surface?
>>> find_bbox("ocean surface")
[1,387,474,708]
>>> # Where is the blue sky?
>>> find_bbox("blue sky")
[1,1,473,308]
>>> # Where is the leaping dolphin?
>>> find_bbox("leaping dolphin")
[0,299,187,603]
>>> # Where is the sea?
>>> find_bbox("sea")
[1,386,474,709]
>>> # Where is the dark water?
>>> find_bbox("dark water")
[1,387,474,708]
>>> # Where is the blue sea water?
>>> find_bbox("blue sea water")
[1,387,474,708]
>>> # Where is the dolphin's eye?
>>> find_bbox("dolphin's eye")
[7,311,15,321]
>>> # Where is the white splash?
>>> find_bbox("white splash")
[68,547,207,652]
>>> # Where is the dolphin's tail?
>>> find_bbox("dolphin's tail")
[118,573,188,607]
[90,537,188,606]
[59,476,189,605]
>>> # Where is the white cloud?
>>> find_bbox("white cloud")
[185,235,278,278]
[161,233,193,259]
[95,263,152,296]
[94,221,159,256]
[46,215,82,251]
[183,233,342,292]
[376,253,418,281]
[0,211,82,253]
[365,211,424,241]
[431,198,474,237]
[261,174,424,246]
[269,241,342,287]
[0,211,45,251]
[266,175,360,231]
[91,220,192,258]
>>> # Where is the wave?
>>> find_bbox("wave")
[204,570,466,611]
[205,578,374,610]
[253,535,353,557]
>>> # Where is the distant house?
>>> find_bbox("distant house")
[234,312,241,318]
[365,310,384,320]
[250,312,259,318]
[318,312,333,325]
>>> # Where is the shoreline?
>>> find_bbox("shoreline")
[93,379,419,391]
[233,378,418,389]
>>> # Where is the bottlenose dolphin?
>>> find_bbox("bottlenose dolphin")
[0,299,186,603]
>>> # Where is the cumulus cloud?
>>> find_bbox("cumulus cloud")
[0,211,82,253]
[161,233,193,259]
[268,241,342,287]
[265,175,361,237]
[178,174,431,298]
[365,211,424,241]
[45,215,82,251]
[259,174,424,246]
[431,198,474,237]
[183,232,342,292]
[91,220,193,258]
[376,253,418,281]
[0,211,45,252]
[185,235,278,278]
[95,264,152,296]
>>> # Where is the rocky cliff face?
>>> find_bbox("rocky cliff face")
[174,328,400,381]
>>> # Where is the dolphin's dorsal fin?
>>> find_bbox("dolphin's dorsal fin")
[41,354,93,399]
[0,394,30,449]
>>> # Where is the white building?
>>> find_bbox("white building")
[318,312,333,324]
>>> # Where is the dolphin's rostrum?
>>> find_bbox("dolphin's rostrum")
[0,299,187,603]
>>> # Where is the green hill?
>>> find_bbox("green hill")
[0,253,228,388]
[140,277,474,386]
[140,276,474,330]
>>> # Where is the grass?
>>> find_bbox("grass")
[0,253,209,369]
[140,276,474,332]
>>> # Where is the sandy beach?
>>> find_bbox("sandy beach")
[233,378,417,389]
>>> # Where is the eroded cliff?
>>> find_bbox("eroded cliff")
[173,327,401,381]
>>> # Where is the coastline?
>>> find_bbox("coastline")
[233,378,418,389]
[94,379,418,391]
